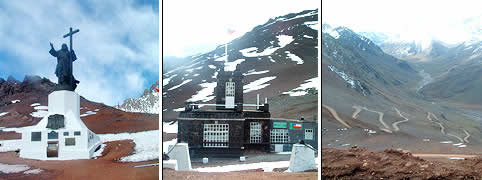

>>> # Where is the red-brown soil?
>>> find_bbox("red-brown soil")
[80,104,159,134]
[0,140,158,180]
[322,147,482,179]
[162,168,317,180]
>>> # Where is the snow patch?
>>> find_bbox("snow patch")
[163,74,178,87]
[214,56,227,62]
[80,111,97,117]
[243,76,276,93]
[0,163,30,174]
[163,121,178,134]
[208,65,216,69]
[23,168,43,174]
[30,110,48,118]
[92,144,106,159]
[186,82,217,102]
[195,161,290,172]
[34,106,48,110]
[277,35,294,47]
[304,21,319,31]
[173,107,185,112]
[303,35,313,39]
[167,79,192,91]
[30,103,40,107]
[0,112,8,117]
[11,100,20,104]
[224,59,245,71]
[448,157,465,160]
[239,35,294,57]
[282,77,319,96]
[285,51,304,64]
[99,130,159,162]
[0,139,21,152]
[243,69,269,76]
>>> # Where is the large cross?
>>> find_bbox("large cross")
[63,27,79,51]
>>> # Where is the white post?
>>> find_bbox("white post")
[257,94,259,107]
[265,97,267,104]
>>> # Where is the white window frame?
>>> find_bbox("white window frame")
[250,122,262,143]
[305,129,314,140]
[203,124,229,148]
[225,82,235,97]
[270,129,289,143]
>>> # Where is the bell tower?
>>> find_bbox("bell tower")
[215,67,243,110]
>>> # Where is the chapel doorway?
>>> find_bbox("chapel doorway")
[47,141,59,157]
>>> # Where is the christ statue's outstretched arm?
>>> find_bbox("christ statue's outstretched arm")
[49,42,57,57]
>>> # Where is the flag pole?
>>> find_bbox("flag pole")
[225,39,228,63]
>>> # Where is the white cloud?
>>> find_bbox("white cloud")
[164,0,320,57]
[322,0,482,44]
[0,0,159,106]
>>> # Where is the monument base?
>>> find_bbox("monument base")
[167,143,192,170]
[288,144,317,172]
[20,90,101,160]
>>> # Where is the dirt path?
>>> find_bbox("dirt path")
[353,105,392,133]
[412,153,479,159]
[322,104,351,128]
[392,107,409,132]
[351,106,362,119]
[463,129,470,143]
[427,112,446,134]
[427,112,466,144]
[447,133,464,143]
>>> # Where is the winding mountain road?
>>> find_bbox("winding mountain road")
[392,107,409,132]
[463,129,470,143]
[352,105,392,133]
[323,104,352,128]
[447,133,464,143]
[427,112,446,134]
[351,106,362,119]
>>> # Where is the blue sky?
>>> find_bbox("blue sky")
[0,0,159,106]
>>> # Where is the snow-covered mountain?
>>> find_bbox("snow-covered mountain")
[162,9,319,121]
[117,81,159,114]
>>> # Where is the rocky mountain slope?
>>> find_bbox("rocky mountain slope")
[162,9,319,121]
[116,80,159,114]
[322,24,482,153]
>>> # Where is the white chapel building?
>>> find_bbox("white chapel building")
[20,90,101,160]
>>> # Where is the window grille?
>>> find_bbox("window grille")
[225,82,235,97]
[250,122,261,143]
[305,129,314,140]
[270,129,289,143]
[203,124,229,147]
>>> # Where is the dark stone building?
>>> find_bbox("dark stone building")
[177,67,318,158]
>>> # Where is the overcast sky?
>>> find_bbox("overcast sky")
[163,0,320,58]
[322,0,482,45]
[0,0,159,106]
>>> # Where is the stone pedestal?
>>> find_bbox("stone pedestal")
[20,90,101,160]
[163,160,178,170]
[168,143,192,170]
[288,144,316,172]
